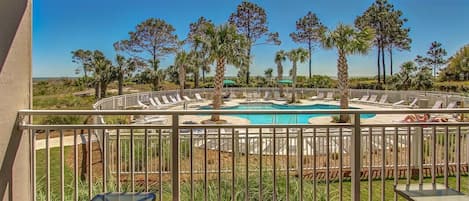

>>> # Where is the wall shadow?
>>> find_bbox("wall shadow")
[0,115,26,200]
[0,0,28,74]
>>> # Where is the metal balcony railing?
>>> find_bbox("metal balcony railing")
[19,108,469,201]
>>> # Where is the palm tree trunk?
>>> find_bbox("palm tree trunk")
[338,50,349,123]
[277,63,284,97]
[246,47,251,85]
[211,58,225,121]
[377,45,381,84]
[194,71,199,88]
[292,62,297,103]
[100,81,107,98]
[308,41,312,79]
[202,69,206,84]
[381,46,386,84]
[179,65,185,97]
[389,48,393,76]
[118,74,124,95]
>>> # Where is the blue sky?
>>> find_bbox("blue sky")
[33,0,469,77]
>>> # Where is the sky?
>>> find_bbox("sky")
[33,0,469,78]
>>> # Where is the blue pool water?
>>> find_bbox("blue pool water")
[200,103,375,124]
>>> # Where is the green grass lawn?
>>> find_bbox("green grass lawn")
[35,147,469,201]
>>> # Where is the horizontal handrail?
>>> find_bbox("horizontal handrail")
[18,108,469,115]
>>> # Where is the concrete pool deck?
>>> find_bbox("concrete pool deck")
[151,98,409,126]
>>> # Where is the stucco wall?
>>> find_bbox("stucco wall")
[0,0,32,200]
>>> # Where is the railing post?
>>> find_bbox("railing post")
[351,113,361,201]
[411,127,421,171]
[172,114,180,201]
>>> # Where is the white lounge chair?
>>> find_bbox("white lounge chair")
[137,100,149,109]
[263,91,270,100]
[365,95,378,103]
[394,98,418,108]
[408,98,419,108]
[183,96,192,102]
[325,92,334,101]
[310,92,325,100]
[352,95,368,102]
[446,101,457,109]
[378,95,388,104]
[134,116,168,124]
[195,93,204,101]
[169,96,179,104]
[431,100,443,109]
[162,96,172,105]
[153,97,171,108]
[176,94,184,102]
[149,98,158,107]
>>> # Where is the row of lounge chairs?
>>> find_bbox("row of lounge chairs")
[137,93,205,109]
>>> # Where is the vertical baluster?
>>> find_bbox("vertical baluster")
[394,127,398,201]
[406,127,411,185]
[369,127,372,201]
[444,126,449,187]
[31,129,36,201]
[245,128,249,201]
[312,128,316,201]
[432,126,436,184]
[159,129,162,201]
[287,128,290,201]
[130,129,134,192]
[381,127,385,201]
[231,128,235,201]
[339,128,343,201]
[259,128,263,201]
[326,128,330,201]
[88,128,92,200]
[46,129,50,201]
[456,126,461,191]
[419,127,424,185]
[218,128,222,201]
[299,129,304,201]
[204,128,208,201]
[273,128,277,201]
[102,129,107,193]
[116,129,121,192]
[60,129,64,201]
[190,129,194,201]
[145,129,149,191]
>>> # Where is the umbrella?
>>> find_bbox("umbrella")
[223,79,236,86]
[277,79,293,85]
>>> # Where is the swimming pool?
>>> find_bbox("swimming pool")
[199,103,375,124]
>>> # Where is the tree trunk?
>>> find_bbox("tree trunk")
[277,63,284,97]
[179,65,185,97]
[194,71,199,89]
[100,81,107,99]
[389,48,393,76]
[211,58,225,121]
[381,46,386,84]
[118,74,123,95]
[338,50,349,123]
[202,69,206,84]
[246,47,251,85]
[95,81,101,100]
[308,41,312,79]
[292,62,297,103]
[377,45,381,84]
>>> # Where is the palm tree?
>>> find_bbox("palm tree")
[287,48,309,103]
[199,24,249,121]
[275,50,287,97]
[264,68,273,86]
[322,24,374,122]
[114,55,144,95]
[175,51,191,97]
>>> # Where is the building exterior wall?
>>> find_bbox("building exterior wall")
[0,0,32,200]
